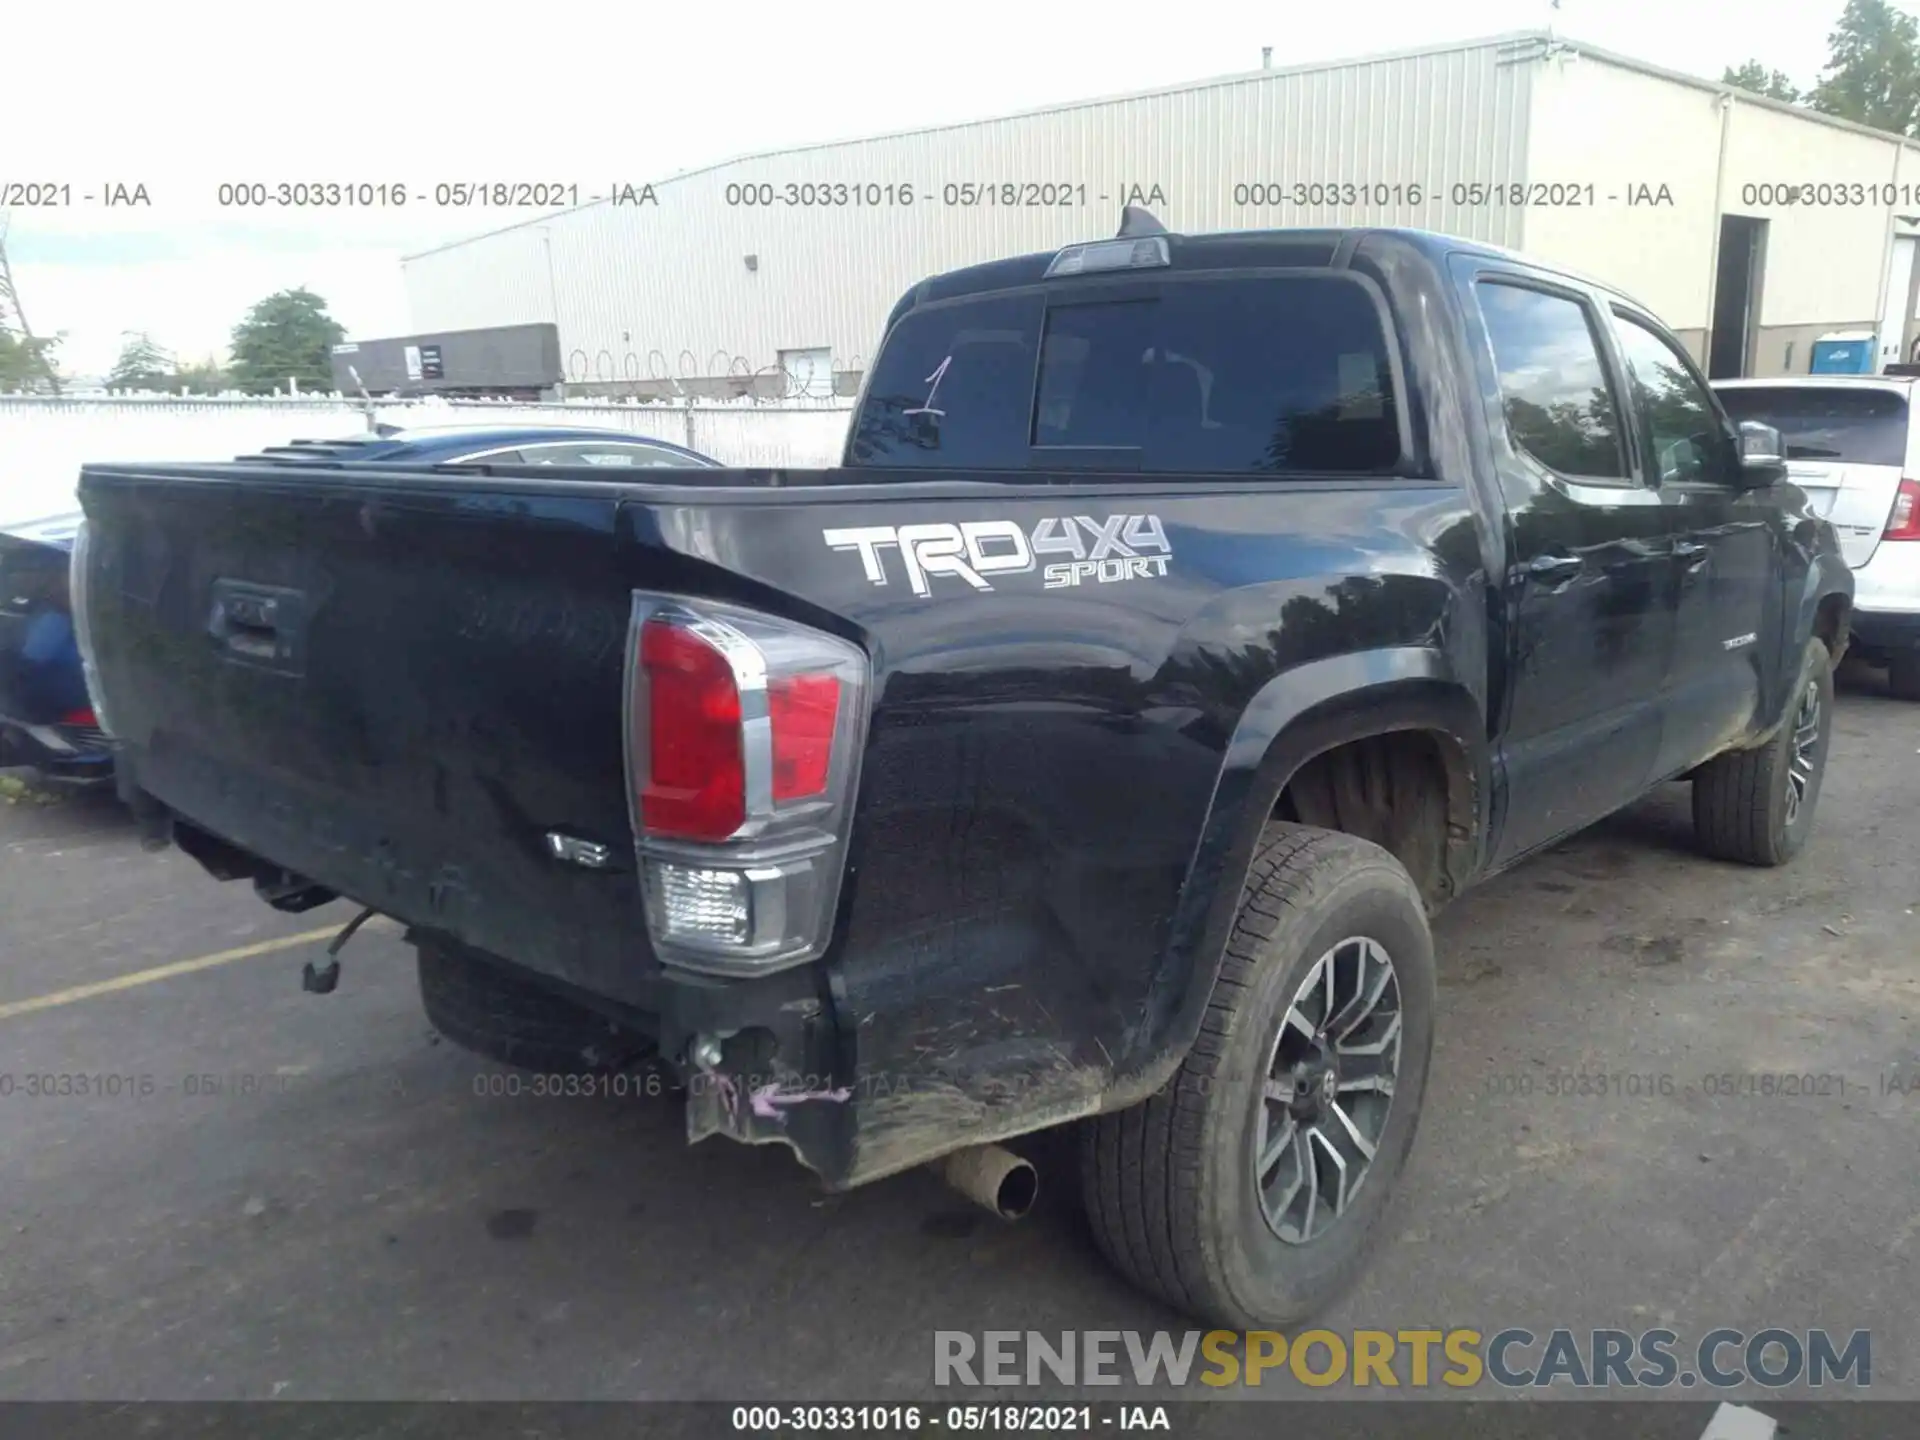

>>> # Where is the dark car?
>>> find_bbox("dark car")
[75,219,1851,1327]
[0,512,107,781]
[228,422,725,472]
[0,424,720,783]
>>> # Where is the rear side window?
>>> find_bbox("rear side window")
[1477,281,1627,481]
[847,293,1043,469]
[1715,386,1909,465]
[847,276,1402,474]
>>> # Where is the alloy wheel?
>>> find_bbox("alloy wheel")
[1784,678,1821,827]
[1254,936,1403,1244]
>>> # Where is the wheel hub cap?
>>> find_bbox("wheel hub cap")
[1254,936,1403,1246]
[1288,1045,1340,1121]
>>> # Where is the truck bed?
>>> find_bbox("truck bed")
[77,454,1475,1184]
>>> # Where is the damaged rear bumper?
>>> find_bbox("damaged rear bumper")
[649,962,868,1187]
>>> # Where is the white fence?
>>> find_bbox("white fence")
[0,394,856,527]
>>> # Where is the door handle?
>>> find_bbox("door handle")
[207,579,308,673]
[1526,554,1583,584]
[210,593,282,658]
[1673,541,1711,571]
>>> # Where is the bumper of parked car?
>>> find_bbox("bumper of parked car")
[1851,608,1920,657]
[0,716,115,783]
[1851,541,1920,657]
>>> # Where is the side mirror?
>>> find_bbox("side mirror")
[1736,420,1788,486]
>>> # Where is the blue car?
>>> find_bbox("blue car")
[0,512,107,782]
[0,423,721,783]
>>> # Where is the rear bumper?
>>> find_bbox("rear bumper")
[121,733,1134,1192]
[413,929,857,1184]
[0,718,115,783]
[1851,608,1920,654]
[121,756,942,1192]
[1850,540,1920,656]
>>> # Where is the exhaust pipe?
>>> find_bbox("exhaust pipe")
[935,1144,1039,1220]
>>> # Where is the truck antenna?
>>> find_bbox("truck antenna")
[347,364,378,434]
[1117,205,1168,238]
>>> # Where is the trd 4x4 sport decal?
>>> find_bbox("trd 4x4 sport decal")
[822,515,1171,598]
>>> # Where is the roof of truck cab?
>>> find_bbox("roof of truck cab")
[906,224,1657,318]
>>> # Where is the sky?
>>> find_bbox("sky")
[4,0,1870,378]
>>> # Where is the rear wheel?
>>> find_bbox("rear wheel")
[1079,824,1436,1329]
[416,940,649,1074]
[1888,650,1920,702]
[1692,638,1834,866]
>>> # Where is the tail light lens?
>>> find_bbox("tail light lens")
[1886,479,1920,540]
[626,595,869,976]
[60,707,97,728]
[638,619,746,841]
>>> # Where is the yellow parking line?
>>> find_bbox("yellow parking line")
[0,919,391,1021]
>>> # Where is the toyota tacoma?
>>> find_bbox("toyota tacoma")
[70,214,1853,1327]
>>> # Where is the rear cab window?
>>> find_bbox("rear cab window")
[847,274,1404,475]
[1715,386,1911,466]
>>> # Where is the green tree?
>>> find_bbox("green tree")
[172,355,230,394]
[0,213,61,394]
[107,331,175,391]
[0,328,61,392]
[1810,0,1920,135]
[1722,61,1803,103]
[228,287,345,394]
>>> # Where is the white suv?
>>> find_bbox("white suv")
[1716,377,1920,700]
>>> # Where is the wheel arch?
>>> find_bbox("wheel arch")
[1107,646,1488,1107]
[1781,554,1853,724]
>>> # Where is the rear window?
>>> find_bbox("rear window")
[847,293,1044,470]
[1716,386,1910,465]
[847,276,1401,474]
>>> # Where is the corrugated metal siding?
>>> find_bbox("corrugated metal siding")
[402,39,1534,382]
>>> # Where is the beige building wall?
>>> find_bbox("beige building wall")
[403,31,1920,391]
[404,37,1533,395]
[1519,51,1725,333]
[1524,44,1920,378]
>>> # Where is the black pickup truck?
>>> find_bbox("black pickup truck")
[73,215,1852,1328]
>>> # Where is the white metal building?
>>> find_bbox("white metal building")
[401,29,1920,396]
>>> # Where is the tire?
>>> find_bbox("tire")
[416,940,648,1073]
[1889,650,1920,702]
[1079,823,1437,1329]
[1692,638,1835,867]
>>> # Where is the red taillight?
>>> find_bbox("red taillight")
[626,595,869,975]
[769,674,840,801]
[1887,479,1920,540]
[639,617,744,841]
[60,707,97,728]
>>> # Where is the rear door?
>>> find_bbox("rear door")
[1715,383,1910,569]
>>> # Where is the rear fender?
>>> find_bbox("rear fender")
[1103,645,1488,1107]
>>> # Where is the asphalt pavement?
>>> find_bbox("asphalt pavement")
[0,660,1914,1420]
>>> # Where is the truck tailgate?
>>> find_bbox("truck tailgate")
[79,469,662,1004]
